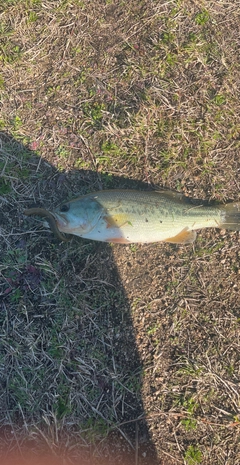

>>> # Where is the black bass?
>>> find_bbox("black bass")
[46,189,240,244]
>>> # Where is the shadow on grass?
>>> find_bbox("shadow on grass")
[0,132,159,465]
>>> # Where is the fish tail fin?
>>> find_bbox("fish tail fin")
[219,202,240,231]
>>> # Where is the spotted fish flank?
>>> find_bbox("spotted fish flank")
[48,189,240,244]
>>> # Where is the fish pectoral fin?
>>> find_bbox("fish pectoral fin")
[163,227,196,244]
[103,214,131,229]
[103,215,116,228]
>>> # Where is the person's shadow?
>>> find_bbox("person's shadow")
[0,132,160,465]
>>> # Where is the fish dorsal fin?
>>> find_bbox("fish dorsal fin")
[156,189,189,204]
[163,227,196,244]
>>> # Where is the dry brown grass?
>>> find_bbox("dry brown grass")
[0,0,240,464]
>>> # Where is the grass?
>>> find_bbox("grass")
[0,0,240,464]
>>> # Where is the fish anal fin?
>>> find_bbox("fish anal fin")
[164,227,196,244]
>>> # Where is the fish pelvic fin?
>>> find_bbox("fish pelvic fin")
[106,237,130,244]
[163,227,196,244]
[219,202,240,231]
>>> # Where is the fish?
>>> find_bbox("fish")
[49,189,240,244]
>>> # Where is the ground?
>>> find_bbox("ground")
[0,1,239,464]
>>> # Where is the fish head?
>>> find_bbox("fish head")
[53,197,103,235]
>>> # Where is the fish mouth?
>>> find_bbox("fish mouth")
[53,211,97,234]
[52,212,69,229]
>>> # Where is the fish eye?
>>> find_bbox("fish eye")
[60,204,70,212]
